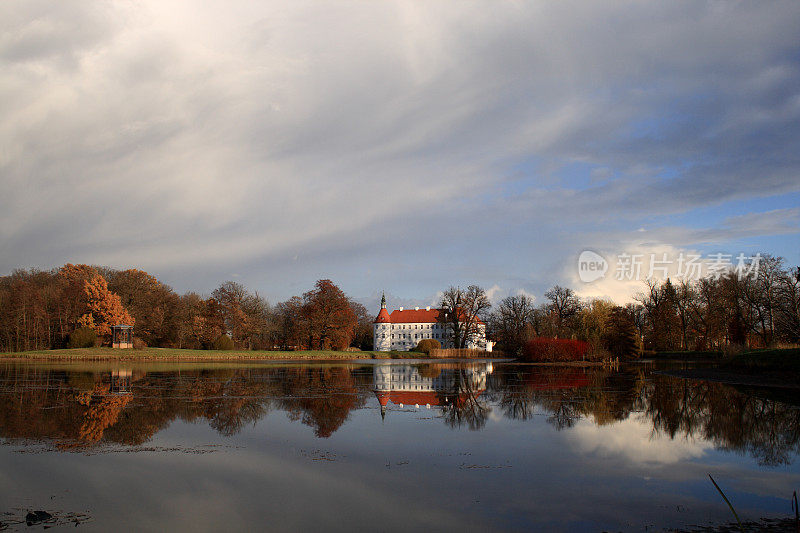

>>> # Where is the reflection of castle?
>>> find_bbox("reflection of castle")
[373,362,493,418]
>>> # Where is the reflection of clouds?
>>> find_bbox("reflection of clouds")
[0,428,487,533]
[570,415,712,464]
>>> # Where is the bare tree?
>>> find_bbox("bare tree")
[490,294,536,355]
[544,285,582,338]
[438,285,491,349]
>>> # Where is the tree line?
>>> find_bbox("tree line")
[0,264,371,352]
[1,252,798,354]
[488,253,800,357]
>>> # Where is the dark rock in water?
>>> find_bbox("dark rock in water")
[25,510,53,525]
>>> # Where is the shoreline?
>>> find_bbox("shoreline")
[0,347,610,366]
[0,347,501,363]
[657,368,800,389]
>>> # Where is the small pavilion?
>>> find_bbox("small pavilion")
[111,324,133,349]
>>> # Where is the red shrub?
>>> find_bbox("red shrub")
[521,338,589,362]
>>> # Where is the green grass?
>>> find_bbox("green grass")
[723,347,800,372]
[0,347,435,361]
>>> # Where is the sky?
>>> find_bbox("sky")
[1,1,799,310]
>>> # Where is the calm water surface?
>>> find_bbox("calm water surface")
[1,360,798,531]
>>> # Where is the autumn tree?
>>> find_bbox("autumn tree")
[191,297,225,348]
[81,274,135,336]
[301,280,357,350]
[104,269,180,347]
[275,296,306,350]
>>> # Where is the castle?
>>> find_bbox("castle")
[372,294,492,352]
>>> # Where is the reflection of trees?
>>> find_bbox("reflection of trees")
[438,368,491,431]
[276,367,367,438]
[493,367,600,429]
[494,365,800,466]
[642,376,800,466]
[2,364,799,464]
[0,365,369,447]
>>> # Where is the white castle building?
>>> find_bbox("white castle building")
[372,294,493,352]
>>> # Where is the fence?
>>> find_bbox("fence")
[429,348,492,358]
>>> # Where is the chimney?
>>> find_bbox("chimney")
[415,307,419,311]
[426,306,430,311]
[399,307,403,311]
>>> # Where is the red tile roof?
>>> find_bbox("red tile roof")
[375,308,391,323]
[388,309,440,323]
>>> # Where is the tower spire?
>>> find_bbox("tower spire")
[381,291,386,309]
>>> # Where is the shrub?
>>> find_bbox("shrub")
[211,335,234,351]
[415,339,441,354]
[132,336,147,350]
[68,327,97,349]
[521,338,589,362]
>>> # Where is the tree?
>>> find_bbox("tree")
[544,285,582,337]
[602,306,639,359]
[438,285,491,349]
[349,300,374,350]
[212,281,250,347]
[775,266,800,343]
[275,296,305,350]
[490,294,535,356]
[191,298,225,348]
[81,274,134,337]
[301,280,357,350]
[104,268,180,347]
[577,299,614,356]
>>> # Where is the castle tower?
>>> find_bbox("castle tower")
[373,292,391,351]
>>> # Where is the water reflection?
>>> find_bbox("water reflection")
[0,361,798,466]
[374,362,492,429]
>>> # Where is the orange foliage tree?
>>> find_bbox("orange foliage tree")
[81,274,134,337]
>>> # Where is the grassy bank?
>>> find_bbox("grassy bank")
[0,347,431,361]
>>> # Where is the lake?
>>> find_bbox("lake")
[1,359,798,531]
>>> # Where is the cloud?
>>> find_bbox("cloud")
[1,1,798,302]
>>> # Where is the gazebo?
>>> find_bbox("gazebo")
[111,324,133,349]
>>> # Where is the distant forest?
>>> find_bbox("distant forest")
[0,265,371,353]
[0,254,798,355]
